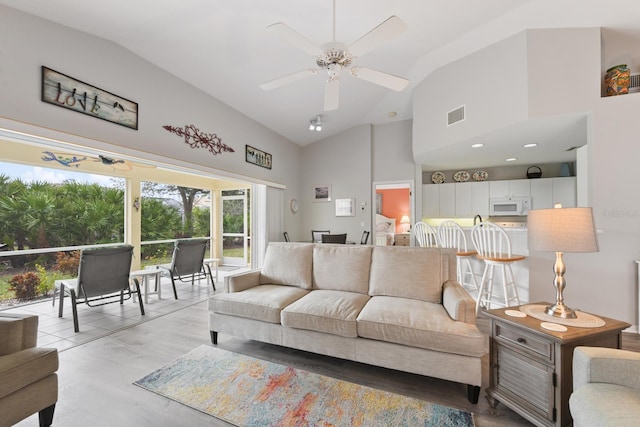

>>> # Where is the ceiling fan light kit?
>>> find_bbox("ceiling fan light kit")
[309,115,322,131]
[260,1,410,112]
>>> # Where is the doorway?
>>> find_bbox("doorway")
[372,181,414,246]
[221,189,250,266]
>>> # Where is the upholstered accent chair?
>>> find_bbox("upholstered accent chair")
[0,314,58,427]
[569,346,640,426]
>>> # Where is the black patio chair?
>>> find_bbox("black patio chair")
[321,233,347,244]
[360,230,370,244]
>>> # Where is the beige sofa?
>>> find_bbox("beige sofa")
[208,242,488,403]
[569,346,640,426]
[0,314,59,427]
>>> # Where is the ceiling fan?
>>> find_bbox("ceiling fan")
[259,0,409,111]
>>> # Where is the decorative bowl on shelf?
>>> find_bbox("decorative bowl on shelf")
[472,170,488,181]
[453,171,470,182]
[431,171,445,184]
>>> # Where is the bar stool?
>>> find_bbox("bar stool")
[437,220,480,296]
[413,222,438,247]
[471,222,525,313]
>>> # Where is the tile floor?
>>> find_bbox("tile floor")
[1,268,245,352]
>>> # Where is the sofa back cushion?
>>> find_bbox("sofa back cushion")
[369,247,446,303]
[313,245,372,293]
[260,243,313,289]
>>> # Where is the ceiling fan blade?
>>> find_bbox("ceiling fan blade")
[260,69,318,91]
[324,78,340,111]
[349,66,409,92]
[266,23,324,57]
[348,16,407,57]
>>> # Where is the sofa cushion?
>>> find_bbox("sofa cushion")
[0,347,58,399]
[282,290,370,338]
[210,284,309,324]
[260,243,314,289]
[356,296,486,357]
[570,383,640,427]
[369,247,443,303]
[313,245,372,293]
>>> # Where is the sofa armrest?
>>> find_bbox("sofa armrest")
[225,269,262,293]
[573,346,640,391]
[0,347,59,400]
[442,280,476,324]
[0,314,38,356]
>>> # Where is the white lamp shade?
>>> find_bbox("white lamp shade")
[528,207,598,253]
[400,215,410,224]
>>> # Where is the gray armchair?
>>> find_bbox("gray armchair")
[57,245,144,332]
[569,346,640,426]
[0,314,58,427]
[159,239,215,300]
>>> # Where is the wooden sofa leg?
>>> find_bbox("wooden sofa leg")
[39,403,56,427]
[467,385,481,404]
[210,331,218,345]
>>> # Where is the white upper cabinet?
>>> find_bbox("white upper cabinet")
[422,184,440,217]
[530,177,576,209]
[489,179,531,198]
[456,181,489,217]
[439,183,456,217]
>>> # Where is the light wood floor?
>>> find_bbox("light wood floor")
[8,280,640,427]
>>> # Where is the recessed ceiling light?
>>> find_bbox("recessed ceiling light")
[506,157,517,162]
[471,143,484,148]
[523,143,538,148]
[388,111,397,118]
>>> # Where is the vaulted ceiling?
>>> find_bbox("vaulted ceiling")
[2,0,640,168]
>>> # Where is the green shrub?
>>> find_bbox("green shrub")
[8,272,40,300]
[36,264,64,296]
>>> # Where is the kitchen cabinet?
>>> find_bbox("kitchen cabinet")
[530,179,553,209]
[551,177,576,208]
[530,177,576,209]
[422,183,455,217]
[456,181,489,217]
[490,179,531,198]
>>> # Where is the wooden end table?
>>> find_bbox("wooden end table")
[482,303,630,427]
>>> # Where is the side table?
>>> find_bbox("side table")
[482,303,630,427]
[130,269,162,304]
[203,257,220,285]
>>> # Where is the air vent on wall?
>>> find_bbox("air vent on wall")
[630,73,640,93]
[447,105,465,126]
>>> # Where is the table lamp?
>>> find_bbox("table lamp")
[528,205,598,319]
[400,215,410,233]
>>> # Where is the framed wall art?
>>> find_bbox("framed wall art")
[335,198,355,217]
[41,66,138,129]
[245,145,272,169]
[312,184,331,202]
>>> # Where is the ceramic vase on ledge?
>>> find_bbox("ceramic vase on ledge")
[605,64,630,96]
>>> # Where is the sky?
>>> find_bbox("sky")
[0,161,118,187]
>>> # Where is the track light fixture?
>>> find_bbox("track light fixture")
[309,115,322,131]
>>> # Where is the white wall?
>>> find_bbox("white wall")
[299,125,372,243]
[0,5,302,239]
[413,26,640,328]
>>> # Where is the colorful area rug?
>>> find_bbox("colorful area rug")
[134,345,474,426]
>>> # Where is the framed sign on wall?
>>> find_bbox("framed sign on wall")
[41,66,138,129]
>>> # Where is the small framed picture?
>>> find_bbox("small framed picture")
[335,198,355,217]
[313,184,331,202]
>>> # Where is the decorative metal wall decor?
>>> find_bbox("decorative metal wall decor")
[245,145,272,169]
[41,66,138,129]
[41,151,152,172]
[163,124,234,156]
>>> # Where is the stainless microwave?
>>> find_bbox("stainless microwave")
[489,197,531,216]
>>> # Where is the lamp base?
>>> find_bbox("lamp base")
[545,303,577,319]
